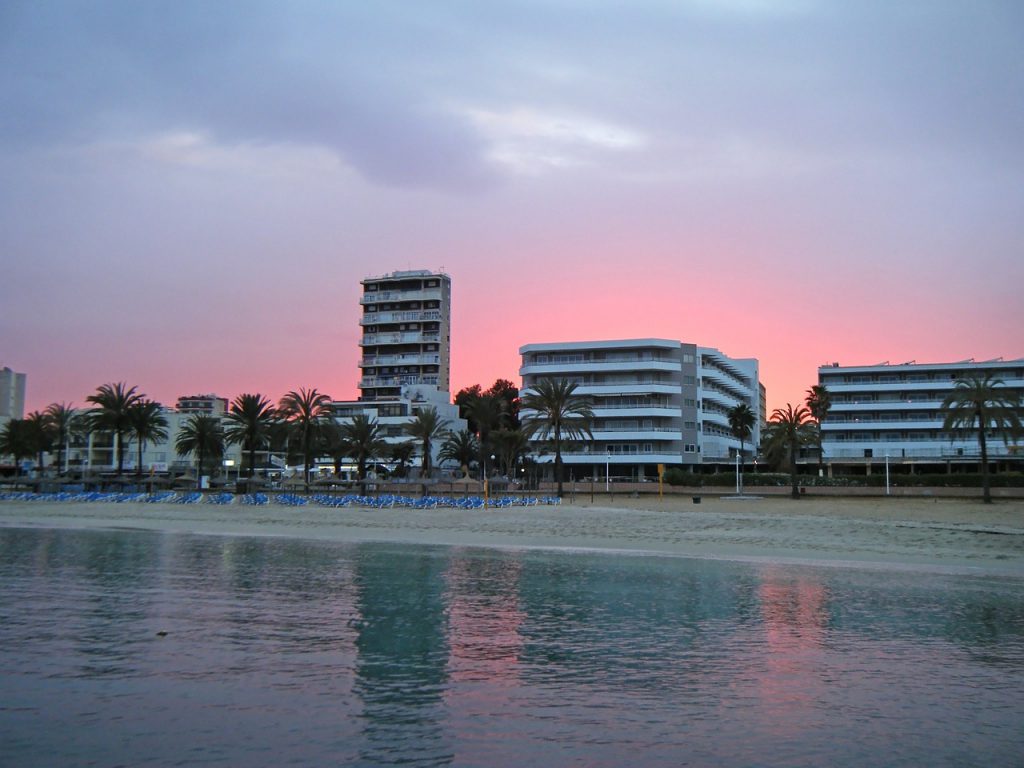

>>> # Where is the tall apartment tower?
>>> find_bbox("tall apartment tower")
[358,270,451,401]
[0,366,27,423]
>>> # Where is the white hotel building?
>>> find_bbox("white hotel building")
[519,339,762,479]
[818,358,1024,472]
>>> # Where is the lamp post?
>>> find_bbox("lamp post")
[605,452,610,492]
[735,452,741,495]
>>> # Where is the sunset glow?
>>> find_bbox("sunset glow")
[2,2,1021,414]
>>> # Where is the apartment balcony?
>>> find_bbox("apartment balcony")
[360,287,443,305]
[360,331,441,346]
[539,452,686,466]
[699,366,750,394]
[519,359,681,377]
[822,442,1020,459]
[549,383,682,397]
[590,428,683,441]
[822,419,942,430]
[359,353,441,368]
[360,309,443,326]
[830,400,943,410]
[359,375,440,389]
[591,406,680,419]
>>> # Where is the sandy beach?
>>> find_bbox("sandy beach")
[2,495,1022,576]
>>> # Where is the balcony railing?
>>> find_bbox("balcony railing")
[360,310,443,325]
[360,288,443,304]
[359,375,440,388]
[361,331,441,345]
[360,354,441,367]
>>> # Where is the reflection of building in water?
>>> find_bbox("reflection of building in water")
[442,552,525,767]
[351,547,452,764]
[756,567,830,730]
[443,553,524,683]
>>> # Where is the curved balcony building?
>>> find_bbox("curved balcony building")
[519,339,762,480]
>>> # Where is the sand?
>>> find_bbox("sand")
[1,495,1022,576]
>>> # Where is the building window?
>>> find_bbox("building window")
[684,444,696,453]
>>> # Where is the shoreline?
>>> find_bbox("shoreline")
[2,496,1023,577]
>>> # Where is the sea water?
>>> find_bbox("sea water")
[0,527,1021,767]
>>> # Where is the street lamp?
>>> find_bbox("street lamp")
[605,452,611,492]
[885,453,890,496]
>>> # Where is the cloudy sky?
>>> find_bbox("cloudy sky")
[2,0,1022,413]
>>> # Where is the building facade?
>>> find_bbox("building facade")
[358,270,451,401]
[519,339,762,479]
[0,366,27,426]
[818,358,1024,472]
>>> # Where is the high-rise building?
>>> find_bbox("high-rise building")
[818,358,1024,472]
[0,366,27,425]
[358,270,451,401]
[518,339,762,479]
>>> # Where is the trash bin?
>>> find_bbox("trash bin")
[692,496,701,504]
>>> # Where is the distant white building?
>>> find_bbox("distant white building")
[818,358,1024,472]
[0,366,27,426]
[64,399,243,477]
[327,385,466,476]
[518,339,763,480]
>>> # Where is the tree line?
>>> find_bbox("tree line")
[0,377,598,497]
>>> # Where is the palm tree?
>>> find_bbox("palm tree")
[438,429,479,475]
[43,402,82,476]
[404,406,449,479]
[0,419,34,476]
[762,403,816,499]
[224,393,278,479]
[463,393,507,478]
[338,413,388,482]
[941,373,1023,504]
[175,414,225,489]
[24,411,53,475]
[727,403,756,494]
[86,382,144,475]
[492,427,530,479]
[278,388,331,488]
[128,400,168,478]
[521,378,594,497]
[805,384,832,475]
[389,440,416,478]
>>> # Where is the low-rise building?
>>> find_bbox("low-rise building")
[818,358,1024,473]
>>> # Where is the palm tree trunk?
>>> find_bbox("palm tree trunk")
[739,438,745,495]
[137,441,144,479]
[116,431,125,476]
[554,426,563,497]
[790,440,800,499]
[197,445,205,491]
[248,441,257,479]
[978,412,991,504]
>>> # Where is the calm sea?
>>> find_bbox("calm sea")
[0,526,1021,767]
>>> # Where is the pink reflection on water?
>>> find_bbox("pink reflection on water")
[741,566,831,738]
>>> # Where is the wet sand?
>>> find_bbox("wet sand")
[1,495,1022,575]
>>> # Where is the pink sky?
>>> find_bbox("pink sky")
[3,2,1022,415]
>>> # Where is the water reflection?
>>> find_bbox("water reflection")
[0,528,1022,767]
[351,546,453,767]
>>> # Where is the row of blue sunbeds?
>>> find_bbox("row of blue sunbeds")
[0,491,561,508]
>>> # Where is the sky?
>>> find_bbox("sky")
[2,0,1022,415]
